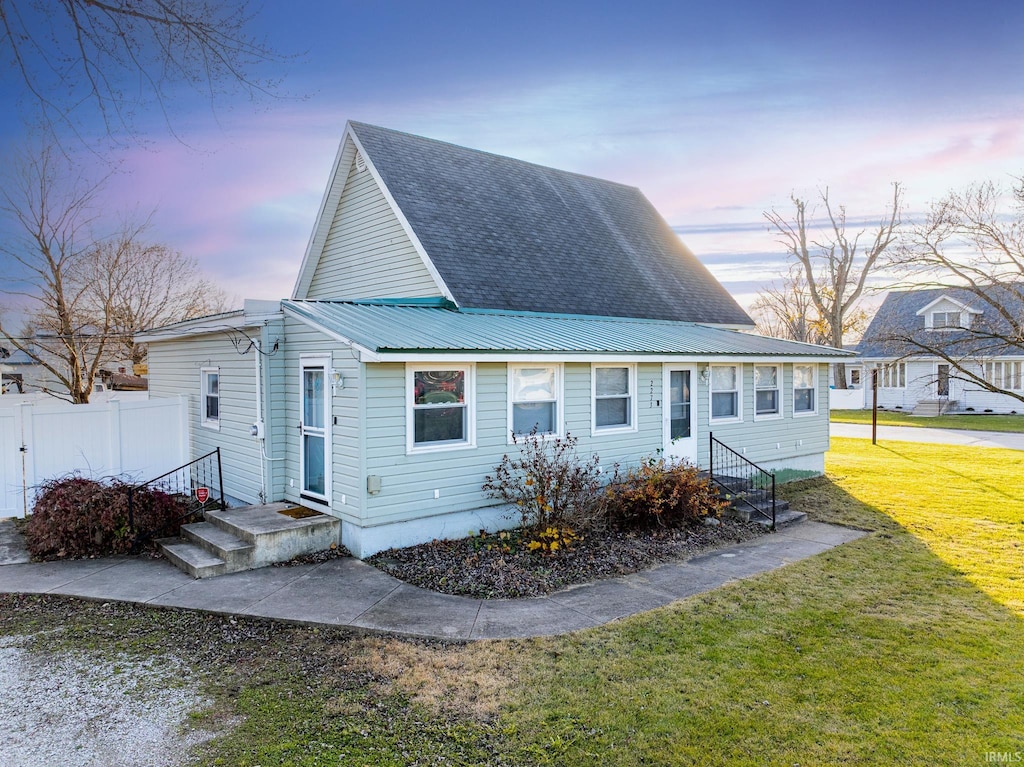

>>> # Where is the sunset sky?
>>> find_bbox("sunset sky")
[2,0,1023,312]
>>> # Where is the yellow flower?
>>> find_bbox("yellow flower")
[527,540,542,551]
[550,541,559,551]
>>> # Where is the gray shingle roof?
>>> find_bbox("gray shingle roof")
[349,122,753,327]
[283,300,851,358]
[858,285,1024,358]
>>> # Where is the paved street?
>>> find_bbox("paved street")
[830,422,1024,451]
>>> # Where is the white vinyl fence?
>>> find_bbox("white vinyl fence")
[0,396,188,518]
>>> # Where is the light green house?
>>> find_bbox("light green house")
[142,123,851,558]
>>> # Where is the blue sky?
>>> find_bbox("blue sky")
[3,0,1023,310]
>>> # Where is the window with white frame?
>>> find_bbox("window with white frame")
[754,365,781,417]
[794,364,816,413]
[880,362,906,389]
[200,368,220,429]
[710,364,740,420]
[510,365,560,436]
[931,311,962,329]
[850,367,862,388]
[409,367,472,449]
[593,365,635,430]
[984,361,1023,390]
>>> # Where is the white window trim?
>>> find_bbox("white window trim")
[200,367,220,431]
[299,354,333,504]
[592,363,638,434]
[709,363,743,423]
[753,364,783,421]
[507,363,564,442]
[406,363,476,455]
[793,363,818,417]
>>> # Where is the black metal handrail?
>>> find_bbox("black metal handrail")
[128,447,225,551]
[708,433,776,529]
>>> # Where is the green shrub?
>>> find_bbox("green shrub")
[606,458,726,530]
[25,476,193,560]
[482,429,606,532]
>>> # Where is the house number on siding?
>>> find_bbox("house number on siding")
[649,379,655,408]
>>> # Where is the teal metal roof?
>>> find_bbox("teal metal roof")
[282,301,853,359]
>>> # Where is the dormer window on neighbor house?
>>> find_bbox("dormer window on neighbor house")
[915,295,979,331]
[931,311,962,329]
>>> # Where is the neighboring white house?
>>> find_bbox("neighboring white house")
[854,287,1024,414]
[141,122,852,558]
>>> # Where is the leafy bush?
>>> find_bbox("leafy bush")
[482,429,606,532]
[25,476,193,560]
[606,458,726,530]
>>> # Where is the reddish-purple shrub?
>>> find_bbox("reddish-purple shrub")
[606,459,726,530]
[25,476,192,560]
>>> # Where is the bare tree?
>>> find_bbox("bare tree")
[0,145,226,402]
[97,237,229,366]
[0,0,287,146]
[877,178,1024,404]
[764,184,902,387]
[750,268,829,344]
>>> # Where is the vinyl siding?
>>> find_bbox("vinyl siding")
[359,360,826,528]
[147,333,263,505]
[305,153,442,300]
[869,357,1024,413]
[699,363,830,466]
[278,316,363,523]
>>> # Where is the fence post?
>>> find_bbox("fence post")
[108,399,123,477]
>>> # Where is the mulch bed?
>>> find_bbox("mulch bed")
[366,519,767,599]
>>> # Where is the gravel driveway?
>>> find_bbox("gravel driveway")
[0,635,218,767]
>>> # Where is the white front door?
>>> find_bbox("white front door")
[299,357,330,504]
[664,367,696,463]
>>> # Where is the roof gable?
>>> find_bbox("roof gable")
[859,285,1023,358]
[298,122,753,326]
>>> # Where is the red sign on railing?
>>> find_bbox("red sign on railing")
[195,487,210,504]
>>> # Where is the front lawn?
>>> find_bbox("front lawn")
[831,408,1024,432]
[2,438,1022,765]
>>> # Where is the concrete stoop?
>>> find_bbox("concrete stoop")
[912,399,957,417]
[158,502,341,578]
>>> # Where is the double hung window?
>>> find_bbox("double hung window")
[510,366,560,436]
[710,365,740,420]
[201,368,220,429]
[409,367,473,450]
[794,365,816,414]
[754,365,780,417]
[593,365,635,431]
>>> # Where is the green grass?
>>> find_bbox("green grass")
[499,438,1024,765]
[831,408,1024,432]
[3,438,1024,765]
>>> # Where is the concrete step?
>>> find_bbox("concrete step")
[181,521,255,568]
[159,502,341,579]
[157,537,227,578]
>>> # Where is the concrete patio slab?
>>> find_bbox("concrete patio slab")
[0,559,122,594]
[0,520,30,565]
[47,558,194,602]
[1,520,869,639]
[470,597,597,639]
[351,584,481,639]
[546,576,678,624]
[150,564,310,613]
[239,559,402,625]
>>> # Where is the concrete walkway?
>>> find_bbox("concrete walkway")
[831,422,1024,450]
[0,519,865,639]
